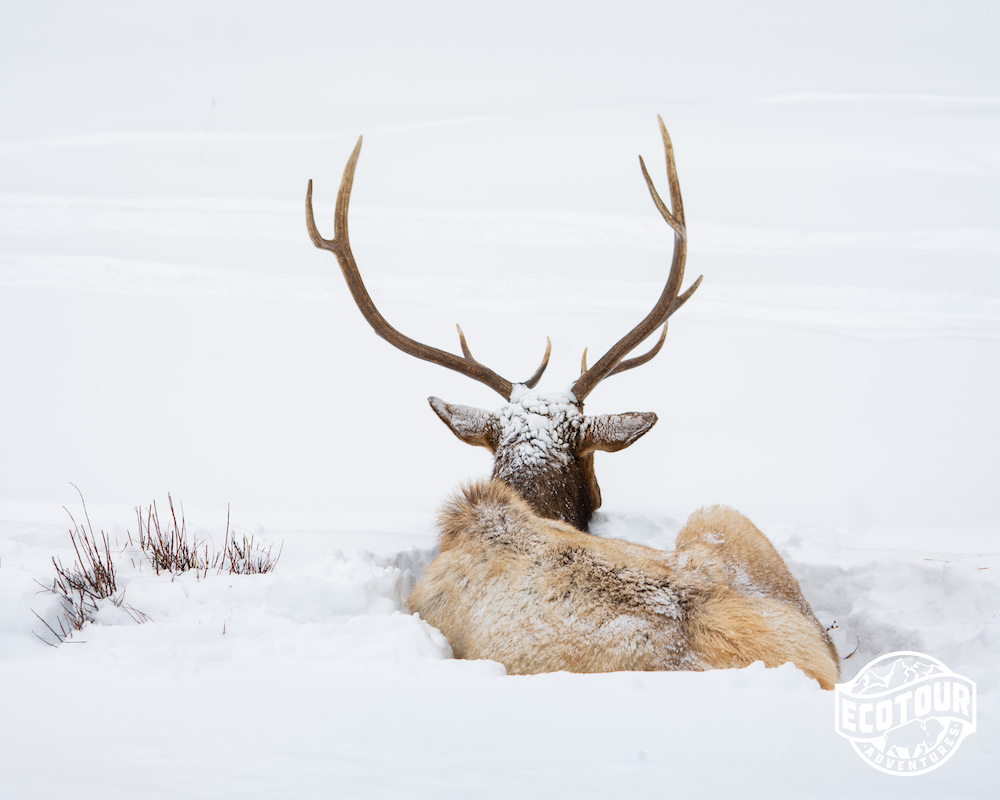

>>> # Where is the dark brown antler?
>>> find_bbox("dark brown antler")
[306,137,550,399]
[571,117,702,402]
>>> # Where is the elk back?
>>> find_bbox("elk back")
[408,480,839,689]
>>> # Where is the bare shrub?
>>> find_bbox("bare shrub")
[35,487,148,645]
[131,498,281,576]
[222,531,282,575]
[34,490,280,645]
[131,494,211,576]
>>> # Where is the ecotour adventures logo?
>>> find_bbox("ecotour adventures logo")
[835,651,976,776]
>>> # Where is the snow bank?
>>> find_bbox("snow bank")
[2,509,996,798]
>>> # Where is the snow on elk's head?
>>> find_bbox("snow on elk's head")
[306,118,701,532]
[428,389,657,533]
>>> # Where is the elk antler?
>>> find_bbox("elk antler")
[306,137,551,400]
[571,117,702,402]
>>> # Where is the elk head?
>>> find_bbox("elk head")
[306,118,701,532]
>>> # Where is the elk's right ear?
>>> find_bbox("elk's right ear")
[578,412,658,455]
[428,397,498,452]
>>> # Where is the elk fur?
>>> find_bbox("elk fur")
[409,480,840,689]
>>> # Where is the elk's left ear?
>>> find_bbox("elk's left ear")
[428,397,499,451]
[579,412,657,455]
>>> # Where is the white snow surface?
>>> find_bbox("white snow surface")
[1,2,998,797]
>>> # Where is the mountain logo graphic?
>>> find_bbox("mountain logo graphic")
[835,651,976,776]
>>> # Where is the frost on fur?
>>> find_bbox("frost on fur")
[431,388,656,532]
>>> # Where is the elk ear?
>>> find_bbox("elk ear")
[428,397,498,452]
[579,412,657,455]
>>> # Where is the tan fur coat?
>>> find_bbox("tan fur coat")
[409,481,839,689]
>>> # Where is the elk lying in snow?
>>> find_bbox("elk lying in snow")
[306,119,840,689]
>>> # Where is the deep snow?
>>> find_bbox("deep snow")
[1,2,998,798]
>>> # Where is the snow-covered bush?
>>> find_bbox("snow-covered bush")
[131,494,211,576]
[34,489,148,645]
[34,492,281,644]
[131,495,281,576]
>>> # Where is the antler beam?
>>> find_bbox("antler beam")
[306,137,550,399]
[571,117,702,402]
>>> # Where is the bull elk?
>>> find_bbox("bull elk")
[306,118,840,689]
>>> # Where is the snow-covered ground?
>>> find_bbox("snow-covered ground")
[1,2,997,797]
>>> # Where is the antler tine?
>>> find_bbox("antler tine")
[606,321,668,378]
[520,335,552,389]
[456,323,474,360]
[457,325,552,389]
[581,322,671,380]
[307,138,551,400]
[570,117,702,402]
